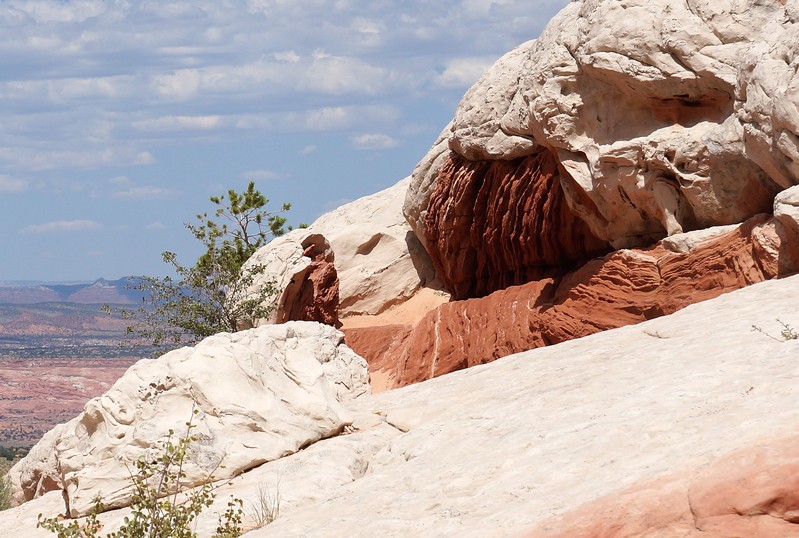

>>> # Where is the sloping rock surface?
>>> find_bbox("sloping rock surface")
[9,322,368,517]
[4,275,799,537]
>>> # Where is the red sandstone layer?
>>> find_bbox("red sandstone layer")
[345,214,798,389]
[526,435,799,537]
[421,150,610,299]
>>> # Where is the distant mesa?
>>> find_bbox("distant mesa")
[0,277,145,305]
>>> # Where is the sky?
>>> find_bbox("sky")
[0,0,570,282]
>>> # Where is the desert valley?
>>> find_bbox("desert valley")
[0,282,146,447]
[3,0,799,536]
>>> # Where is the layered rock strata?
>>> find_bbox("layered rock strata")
[347,208,799,389]
[422,150,609,299]
[405,0,798,295]
[6,276,799,537]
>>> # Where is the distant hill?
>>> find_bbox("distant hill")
[0,277,146,305]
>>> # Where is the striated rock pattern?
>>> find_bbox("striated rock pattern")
[422,150,609,299]
[6,273,799,536]
[9,322,368,517]
[241,232,337,326]
[347,211,799,389]
[528,436,799,537]
[405,0,799,293]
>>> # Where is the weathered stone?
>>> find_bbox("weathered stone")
[421,150,609,299]
[275,238,339,326]
[241,231,331,325]
[349,213,795,389]
[9,322,368,517]
[250,178,436,324]
[405,0,797,276]
[7,272,799,537]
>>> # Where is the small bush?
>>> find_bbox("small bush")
[37,409,243,538]
[751,319,799,342]
[0,474,14,511]
[248,480,280,529]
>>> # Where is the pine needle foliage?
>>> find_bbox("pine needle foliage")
[106,182,293,355]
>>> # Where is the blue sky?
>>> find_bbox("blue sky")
[0,0,569,282]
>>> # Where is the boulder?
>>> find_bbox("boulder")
[242,232,339,326]
[9,321,369,517]
[249,178,436,324]
[405,0,798,294]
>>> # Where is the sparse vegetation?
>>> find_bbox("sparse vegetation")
[0,474,14,511]
[37,408,244,538]
[751,319,799,342]
[248,480,281,529]
[107,182,296,355]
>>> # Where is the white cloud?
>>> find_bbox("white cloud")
[21,219,100,234]
[305,107,351,131]
[8,0,106,24]
[302,52,389,95]
[0,147,154,171]
[436,57,496,88]
[150,69,202,101]
[273,51,300,63]
[132,115,224,132]
[299,145,317,155]
[47,75,132,101]
[0,175,27,192]
[243,169,280,181]
[461,0,516,16]
[351,133,399,150]
[111,185,172,200]
[146,221,165,230]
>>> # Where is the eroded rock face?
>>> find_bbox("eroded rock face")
[241,232,337,325]
[274,237,339,326]
[405,0,799,293]
[9,322,369,517]
[249,178,436,325]
[348,211,799,389]
[422,150,609,299]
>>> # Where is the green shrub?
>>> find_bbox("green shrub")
[37,410,243,538]
[0,474,14,511]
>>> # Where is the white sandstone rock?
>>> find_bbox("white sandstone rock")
[406,0,797,250]
[774,184,799,234]
[251,177,436,319]
[242,231,333,324]
[9,321,368,517]
[6,271,799,537]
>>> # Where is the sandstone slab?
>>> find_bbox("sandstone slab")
[6,273,799,537]
[249,178,437,325]
[9,321,369,517]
